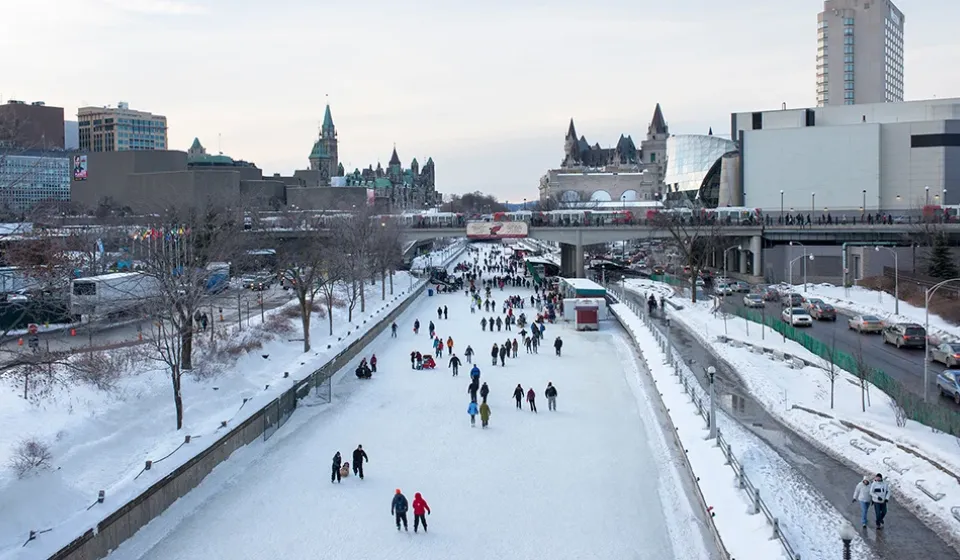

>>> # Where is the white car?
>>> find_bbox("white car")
[781,307,813,327]
[715,283,733,296]
[743,294,765,308]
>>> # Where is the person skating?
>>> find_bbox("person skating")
[479,401,491,428]
[513,384,524,409]
[352,445,369,479]
[410,351,417,369]
[413,319,420,334]
[391,322,398,338]
[464,345,474,364]
[480,381,489,403]
[545,382,558,411]
[468,400,479,426]
[554,336,563,357]
[446,336,454,353]
[526,387,537,413]
[415,351,423,370]
[370,354,377,373]
[449,353,462,376]
[392,489,409,531]
[511,338,518,358]
[531,335,539,354]
[481,317,487,331]
[443,305,448,319]
[524,337,532,353]
[428,321,435,338]
[491,343,499,366]
[870,473,891,529]
[331,451,343,483]
[496,316,503,331]
[470,364,481,382]
[412,492,431,533]
[437,306,443,320]
[852,475,873,528]
[498,344,507,366]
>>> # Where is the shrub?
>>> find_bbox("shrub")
[264,314,295,335]
[9,438,53,479]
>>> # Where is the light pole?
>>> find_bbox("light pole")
[788,253,814,290]
[840,525,854,560]
[811,192,816,214]
[862,189,866,214]
[707,366,717,440]
[925,185,930,206]
[924,277,960,402]
[875,246,899,315]
[722,244,742,275]
[780,190,784,218]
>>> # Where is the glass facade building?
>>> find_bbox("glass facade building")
[78,103,168,152]
[663,134,737,205]
[0,152,70,211]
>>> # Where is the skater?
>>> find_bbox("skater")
[513,384,524,409]
[449,353,462,376]
[647,294,656,316]
[413,319,420,334]
[412,492,431,533]
[437,306,443,320]
[468,379,479,403]
[352,445,368,479]
[464,345,474,364]
[446,336,454,352]
[499,344,507,367]
[531,335,539,354]
[491,343,499,366]
[443,305,448,319]
[331,451,342,483]
[525,337,532,353]
[370,354,377,373]
[554,336,563,357]
[391,322,398,337]
[870,474,891,529]
[852,475,873,528]
[545,382,558,411]
[468,400,479,426]
[480,381,489,403]
[481,317,488,331]
[392,489,409,531]
[511,338,518,358]
[410,351,416,369]
[470,364,481,382]
[479,401,491,428]
[429,321,435,337]
[526,387,537,413]
[496,316,503,331]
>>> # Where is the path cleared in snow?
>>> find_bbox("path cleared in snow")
[110,249,708,560]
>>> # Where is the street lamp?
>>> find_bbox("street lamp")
[523,198,526,210]
[925,185,930,206]
[789,241,809,291]
[924,277,960,402]
[707,366,717,439]
[840,525,855,560]
[722,244,742,275]
[811,192,816,214]
[780,190,784,217]
[875,246,899,315]
[862,189,866,213]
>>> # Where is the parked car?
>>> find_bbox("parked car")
[930,342,960,367]
[743,294,765,308]
[803,298,825,313]
[848,314,884,333]
[881,323,927,349]
[937,370,960,404]
[809,302,837,321]
[781,307,813,327]
[781,293,804,307]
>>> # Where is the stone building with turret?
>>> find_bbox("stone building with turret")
[343,146,439,211]
[308,104,340,184]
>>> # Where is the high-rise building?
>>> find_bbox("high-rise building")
[0,100,65,149]
[77,102,168,152]
[817,0,904,107]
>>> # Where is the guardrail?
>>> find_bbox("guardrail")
[42,246,467,560]
[608,288,802,560]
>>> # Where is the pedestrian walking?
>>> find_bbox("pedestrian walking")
[370,354,377,373]
[352,445,368,479]
[479,401,491,428]
[449,353,462,376]
[331,451,342,483]
[870,473,891,529]
[479,381,489,403]
[526,387,537,413]
[392,489,409,531]
[513,384,524,409]
[437,306,443,320]
[443,305,448,319]
[852,475,872,528]
[412,492,431,533]
[468,400,479,426]
[391,322,398,337]
[545,382,558,411]
[413,319,420,334]
[464,345,474,363]
[554,336,563,357]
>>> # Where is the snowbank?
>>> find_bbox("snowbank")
[0,245,466,560]
[638,288,960,551]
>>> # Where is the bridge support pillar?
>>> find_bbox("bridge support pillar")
[739,247,748,275]
[559,242,585,278]
[750,235,763,280]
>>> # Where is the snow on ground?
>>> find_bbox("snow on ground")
[102,245,712,560]
[621,280,960,551]
[0,246,462,560]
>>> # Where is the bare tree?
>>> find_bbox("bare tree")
[317,253,346,336]
[650,207,724,303]
[369,219,403,301]
[853,336,872,413]
[888,395,908,427]
[277,238,339,352]
[818,330,841,409]
[334,211,378,319]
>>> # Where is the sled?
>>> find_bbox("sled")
[340,462,351,478]
[421,356,437,369]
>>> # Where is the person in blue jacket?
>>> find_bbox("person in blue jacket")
[468,400,479,427]
[391,489,409,531]
[470,364,481,382]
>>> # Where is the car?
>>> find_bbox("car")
[762,287,781,302]
[937,370,960,404]
[848,314,884,333]
[242,272,273,291]
[731,281,751,293]
[781,293,804,307]
[715,283,733,296]
[743,294,765,308]
[930,342,960,367]
[809,302,837,321]
[781,307,813,327]
[803,298,825,313]
[882,323,927,349]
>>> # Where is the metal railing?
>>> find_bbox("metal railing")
[608,288,802,560]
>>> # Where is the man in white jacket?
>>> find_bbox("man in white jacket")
[869,473,891,529]
[851,475,873,528]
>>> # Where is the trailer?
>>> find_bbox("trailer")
[205,262,231,294]
[71,272,160,320]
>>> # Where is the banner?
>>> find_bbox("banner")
[366,188,375,206]
[466,221,528,239]
[73,155,87,181]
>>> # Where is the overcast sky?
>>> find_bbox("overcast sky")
[3,0,959,202]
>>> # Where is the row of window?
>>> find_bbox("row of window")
[844,35,854,45]
[844,45,855,54]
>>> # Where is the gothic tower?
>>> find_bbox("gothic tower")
[308,104,340,184]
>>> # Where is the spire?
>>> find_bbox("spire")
[389,145,401,166]
[322,104,335,135]
[566,118,577,139]
[650,103,668,135]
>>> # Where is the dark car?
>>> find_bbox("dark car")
[882,323,927,349]
[810,302,837,321]
[762,287,780,302]
[781,293,804,307]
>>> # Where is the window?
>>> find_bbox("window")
[844,27,854,35]
[844,36,854,45]
[844,45,854,54]
[845,63,854,72]
[845,91,854,99]
[845,55,853,63]
[650,153,656,162]
[845,82,854,90]
[845,73,854,81]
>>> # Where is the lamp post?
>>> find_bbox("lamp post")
[925,185,930,206]
[780,189,784,218]
[862,189,866,213]
[840,525,855,560]
[875,246,899,315]
[924,277,960,402]
[722,244,742,275]
[707,366,717,440]
[811,192,816,214]
[523,198,526,210]
[789,241,808,291]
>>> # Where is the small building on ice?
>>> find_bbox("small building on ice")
[573,300,600,331]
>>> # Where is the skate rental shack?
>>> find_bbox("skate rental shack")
[557,278,609,323]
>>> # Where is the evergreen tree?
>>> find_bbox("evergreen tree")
[927,234,959,280]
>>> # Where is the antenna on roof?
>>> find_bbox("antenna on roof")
[218,133,222,155]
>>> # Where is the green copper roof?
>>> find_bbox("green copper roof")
[322,104,334,132]
[310,140,329,159]
[188,153,234,165]
[190,137,203,151]
[374,177,392,188]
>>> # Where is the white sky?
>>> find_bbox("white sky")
[2,0,958,201]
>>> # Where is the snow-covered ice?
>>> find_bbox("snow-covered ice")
[104,245,714,560]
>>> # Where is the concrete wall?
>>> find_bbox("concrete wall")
[543,171,657,203]
[240,180,286,209]
[732,98,960,135]
[761,244,922,285]
[71,151,187,210]
[286,186,367,211]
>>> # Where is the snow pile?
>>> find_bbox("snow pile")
[622,279,675,302]
[651,293,960,551]
[0,246,464,560]
[410,241,466,272]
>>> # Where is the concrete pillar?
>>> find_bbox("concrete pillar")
[750,235,763,279]
[560,243,576,277]
[739,248,748,275]
[575,243,585,278]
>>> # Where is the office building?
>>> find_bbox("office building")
[0,151,71,212]
[817,0,904,107]
[0,100,65,149]
[64,121,79,150]
[77,102,168,152]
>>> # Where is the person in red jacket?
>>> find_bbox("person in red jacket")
[370,354,377,373]
[412,492,431,533]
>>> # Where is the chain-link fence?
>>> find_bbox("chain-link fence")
[731,306,960,436]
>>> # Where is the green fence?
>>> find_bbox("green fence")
[732,306,960,436]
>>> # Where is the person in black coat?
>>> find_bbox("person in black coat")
[331,451,342,483]
[352,445,368,479]
[545,382,558,411]
[513,384,524,409]
[468,379,479,403]
[554,336,563,357]
[449,354,462,376]
[480,382,490,404]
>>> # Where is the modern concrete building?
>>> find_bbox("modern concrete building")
[64,120,79,150]
[77,102,168,152]
[0,150,71,212]
[731,97,960,213]
[817,0,904,107]
[0,100,65,149]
